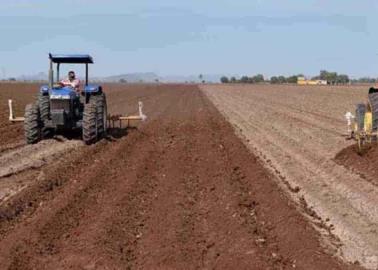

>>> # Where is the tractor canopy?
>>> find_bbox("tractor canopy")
[49,54,94,64]
[48,53,95,87]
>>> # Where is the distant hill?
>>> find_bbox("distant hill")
[160,74,222,83]
[102,72,159,83]
[102,73,223,83]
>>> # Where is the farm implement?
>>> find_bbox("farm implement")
[347,87,378,152]
[8,54,146,144]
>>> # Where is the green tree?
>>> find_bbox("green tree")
[318,70,337,84]
[230,77,237,83]
[270,76,279,84]
[286,75,298,84]
[336,74,349,84]
[220,76,229,83]
[251,74,264,83]
[240,76,249,83]
[278,76,286,84]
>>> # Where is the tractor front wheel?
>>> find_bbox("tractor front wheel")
[38,93,53,138]
[24,103,41,144]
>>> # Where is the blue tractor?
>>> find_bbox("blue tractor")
[24,54,107,144]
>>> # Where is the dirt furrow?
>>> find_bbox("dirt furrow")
[0,139,82,178]
[202,84,378,269]
[212,97,378,260]
[215,88,348,153]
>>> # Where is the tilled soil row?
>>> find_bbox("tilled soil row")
[202,84,378,268]
[0,85,358,269]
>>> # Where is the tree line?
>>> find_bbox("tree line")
[220,70,356,85]
[312,70,349,85]
[351,77,378,84]
[220,74,302,84]
[221,74,264,84]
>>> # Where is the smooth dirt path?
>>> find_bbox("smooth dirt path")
[202,84,377,269]
[0,85,358,269]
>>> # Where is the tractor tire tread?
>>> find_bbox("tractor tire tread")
[94,93,107,137]
[24,103,41,144]
[83,99,98,144]
[38,93,52,138]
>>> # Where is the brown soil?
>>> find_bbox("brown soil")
[335,144,378,186]
[0,83,37,152]
[202,84,378,268]
[0,84,359,269]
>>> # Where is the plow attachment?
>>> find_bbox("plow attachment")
[347,113,378,153]
[107,101,147,128]
[346,88,378,153]
[8,100,25,122]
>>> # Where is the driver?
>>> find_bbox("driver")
[60,71,80,91]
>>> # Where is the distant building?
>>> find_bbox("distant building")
[297,77,327,85]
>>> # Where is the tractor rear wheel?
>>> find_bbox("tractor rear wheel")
[24,103,41,144]
[95,93,107,138]
[82,94,108,145]
[83,98,98,145]
[38,93,53,138]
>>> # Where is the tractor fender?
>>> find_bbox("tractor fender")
[84,85,102,94]
[40,85,49,95]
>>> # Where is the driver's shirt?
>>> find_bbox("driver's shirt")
[61,78,80,90]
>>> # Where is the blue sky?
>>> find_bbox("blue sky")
[0,0,377,78]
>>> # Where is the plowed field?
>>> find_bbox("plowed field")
[0,83,365,269]
[202,84,377,269]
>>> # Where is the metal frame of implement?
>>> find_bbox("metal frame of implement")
[9,99,147,127]
[353,130,378,152]
[346,107,377,152]
[107,101,147,128]
[8,99,25,122]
